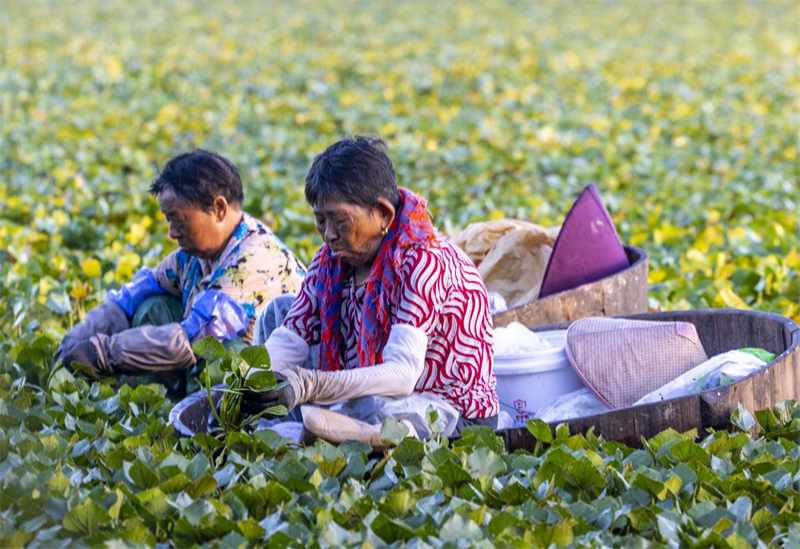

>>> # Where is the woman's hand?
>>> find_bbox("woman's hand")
[241,372,298,414]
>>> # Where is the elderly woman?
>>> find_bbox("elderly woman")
[55,150,306,395]
[256,136,499,433]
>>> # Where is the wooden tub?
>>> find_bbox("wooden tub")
[492,245,648,328]
[499,309,800,450]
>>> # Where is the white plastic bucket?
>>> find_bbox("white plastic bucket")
[494,329,585,427]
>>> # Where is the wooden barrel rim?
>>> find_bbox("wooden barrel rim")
[498,309,800,450]
[492,244,649,328]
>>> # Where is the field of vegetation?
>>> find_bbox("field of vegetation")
[1,1,798,547]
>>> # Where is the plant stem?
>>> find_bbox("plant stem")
[205,364,224,430]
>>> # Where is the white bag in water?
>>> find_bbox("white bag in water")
[494,322,553,356]
[536,387,607,423]
[634,350,768,406]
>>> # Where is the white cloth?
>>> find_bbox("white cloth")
[261,324,428,407]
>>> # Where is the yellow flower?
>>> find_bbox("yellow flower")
[127,223,146,246]
[81,258,102,278]
[115,252,141,281]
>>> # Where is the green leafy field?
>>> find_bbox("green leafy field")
[1,1,799,547]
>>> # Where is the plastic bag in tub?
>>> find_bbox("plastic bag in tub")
[536,387,607,423]
[634,349,771,406]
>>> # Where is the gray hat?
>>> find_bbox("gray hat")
[565,317,709,409]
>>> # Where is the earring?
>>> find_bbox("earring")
[383,227,389,236]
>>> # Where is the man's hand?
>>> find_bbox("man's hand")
[60,340,100,373]
[241,372,297,414]
[54,335,81,364]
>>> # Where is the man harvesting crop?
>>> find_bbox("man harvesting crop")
[55,150,306,394]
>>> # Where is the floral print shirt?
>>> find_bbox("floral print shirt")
[154,213,306,344]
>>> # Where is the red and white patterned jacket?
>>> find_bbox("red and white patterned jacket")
[283,237,499,419]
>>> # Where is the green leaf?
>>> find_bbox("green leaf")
[632,472,665,498]
[670,440,710,466]
[63,499,110,535]
[69,361,99,379]
[109,489,124,520]
[656,514,680,544]
[244,371,278,391]
[440,514,483,542]
[160,473,192,494]
[392,438,426,466]
[500,480,534,505]
[316,457,347,478]
[228,348,247,377]
[47,467,70,495]
[125,459,159,490]
[467,446,507,478]
[755,408,777,430]
[379,489,414,518]
[237,518,266,542]
[136,488,171,519]
[526,418,553,443]
[647,428,684,451]
[488,511,527,537]
[186,475,218,499]
[435,459,472,486]
[261,481,292,509]
[751,508,774,532]
[380,417,410,446]
[563,457,605,498]
[186,453,210,482]
[370,512,414,543]
[192,336,226,361]
[241,346,271,369]
[731,404,756,433]
[453,425,506,454]
[728,496,752,522]
[772,399,798,424]
[252,428,290,451]
[532,520,575,548]
[192,434,224,452]
[240,404,288,428]
[426,405,447,435]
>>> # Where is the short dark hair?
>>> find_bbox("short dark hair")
[150,149,244,210]
[305,135,399,210]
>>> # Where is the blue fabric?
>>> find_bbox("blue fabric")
[107,267,167,318]
[180,289,249,341]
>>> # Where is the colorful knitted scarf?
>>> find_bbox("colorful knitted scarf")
[316,187,438,371]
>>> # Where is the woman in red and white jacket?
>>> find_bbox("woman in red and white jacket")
[255,136,499,433]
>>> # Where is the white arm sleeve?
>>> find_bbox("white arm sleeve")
[285,324,428,405]
[264,326,311,371]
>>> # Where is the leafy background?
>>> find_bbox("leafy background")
[1,1,798,547]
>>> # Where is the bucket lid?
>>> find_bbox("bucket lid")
[539,184,629,298]
[565,317,709,409]
[494,329,569,375]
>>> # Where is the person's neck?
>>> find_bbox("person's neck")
[206,211,244,263]
[352,263,372,285]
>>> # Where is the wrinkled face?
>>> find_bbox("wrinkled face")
[158,188,226,260]
[313,200,386,267]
